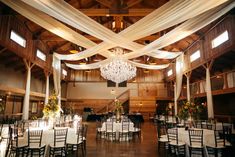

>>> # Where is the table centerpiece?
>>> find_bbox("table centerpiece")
[43,92,61,129]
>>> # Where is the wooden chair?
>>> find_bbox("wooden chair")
[96,120,105,140]
[206,130,226,157]
[119,121,130,141]
[26,129,46,157]
[49,128,68,157]
[81,124,88,155]
[8,126,28,157]
[66,126,84,157]
[167,128,185,156]
[188,129,204,157]
[154,121,168,154]
[105,121,116,141]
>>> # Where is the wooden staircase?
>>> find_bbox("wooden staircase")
[97,89,130,113]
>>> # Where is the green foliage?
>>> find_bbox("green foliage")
[114,99,123,113]
[43,92,60,118]
[178,100,206,120]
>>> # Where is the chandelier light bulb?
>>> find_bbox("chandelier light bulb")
[100,48,137,83]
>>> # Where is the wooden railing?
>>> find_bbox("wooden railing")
[97,89,130,113]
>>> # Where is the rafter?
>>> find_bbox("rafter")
[125,0,143,9]
[95,0,111,8]
[50,41,70,53]
[0,47,7,55]
[79,8,153,16]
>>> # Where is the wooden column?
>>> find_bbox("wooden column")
[22,59,35,120]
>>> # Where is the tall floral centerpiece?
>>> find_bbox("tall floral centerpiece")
[178,101,206,122]
[43,93,61,128]
[114,99,123,122]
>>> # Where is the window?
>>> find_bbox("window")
[10,30,26,47]
[167,69,173,76]
[36,49,46,61]
[190,50,200,62]
[62,69,67,76]
[212,30,229,48]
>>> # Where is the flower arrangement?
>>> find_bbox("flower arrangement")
[0,100,5,113]
[178,101,206,120]
[114,99,123,113]
[43,93,61,118]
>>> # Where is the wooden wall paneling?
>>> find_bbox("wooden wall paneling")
[129,97,156,119]
[8,16,33,60]
[204,16,235,60]
[65,99,113,114]
[33,40,49,69]
[188,41,204,70]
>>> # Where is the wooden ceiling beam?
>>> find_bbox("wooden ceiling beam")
[33,28,47,39]
[79,8,153,16]
[50,41,70,53]
[0,47,7,55]
[95,0,112,8]
[125,0,143,9]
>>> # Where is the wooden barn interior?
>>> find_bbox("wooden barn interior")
[0,0,235,157]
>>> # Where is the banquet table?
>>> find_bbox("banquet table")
[168,128,215,157]
[1,126,78,157]
[100,121,136,141]
[201,122,233,130]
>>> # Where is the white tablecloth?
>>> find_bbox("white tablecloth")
[168,128,214,157]
[0,126,77,157]
[100,121,134,132]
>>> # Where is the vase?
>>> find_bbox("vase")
[48,117,56,129]
[188,114,193,128]
[116,110,121,122]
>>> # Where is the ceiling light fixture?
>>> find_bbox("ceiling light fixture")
[100,48,137,83]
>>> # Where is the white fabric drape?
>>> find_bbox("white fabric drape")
[206,67,214,119]
[186,74,190,101]
[126,2,235,59]
[53,54,61,107]
[174,54,184,115]
[128,61,169,70]
[62,1,235,70]
[174,83,177,115]
[20,0,232,60]
[22,62,33,120]
[65,59,112,70]
[45,74,49,105]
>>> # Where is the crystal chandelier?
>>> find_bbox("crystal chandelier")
[100,48,137,83]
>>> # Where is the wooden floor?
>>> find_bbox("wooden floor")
[84,121,164,157]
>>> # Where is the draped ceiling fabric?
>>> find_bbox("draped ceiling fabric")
[3,0,234,70]
[19,0,232,63]
[53,55,61,107]
[174,54,184,115]
[45,74,50,105]
[206,67,214,118]
[186,75,191,102]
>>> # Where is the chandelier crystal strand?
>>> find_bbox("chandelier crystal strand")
[100,48,137,83]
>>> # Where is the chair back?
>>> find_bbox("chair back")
[156,122,167,139]
[121,121,129,132]
[105,121,114,132]
[222,123,232,143]
[167,128,178,144]
[188,129,203,147]
[9,126,20,147]
[214,130,225,147]
[0,123,3,136]
[76,126,83,144]
[81,124,88,140]
[53,128,68,147]
[28,129,43,147]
